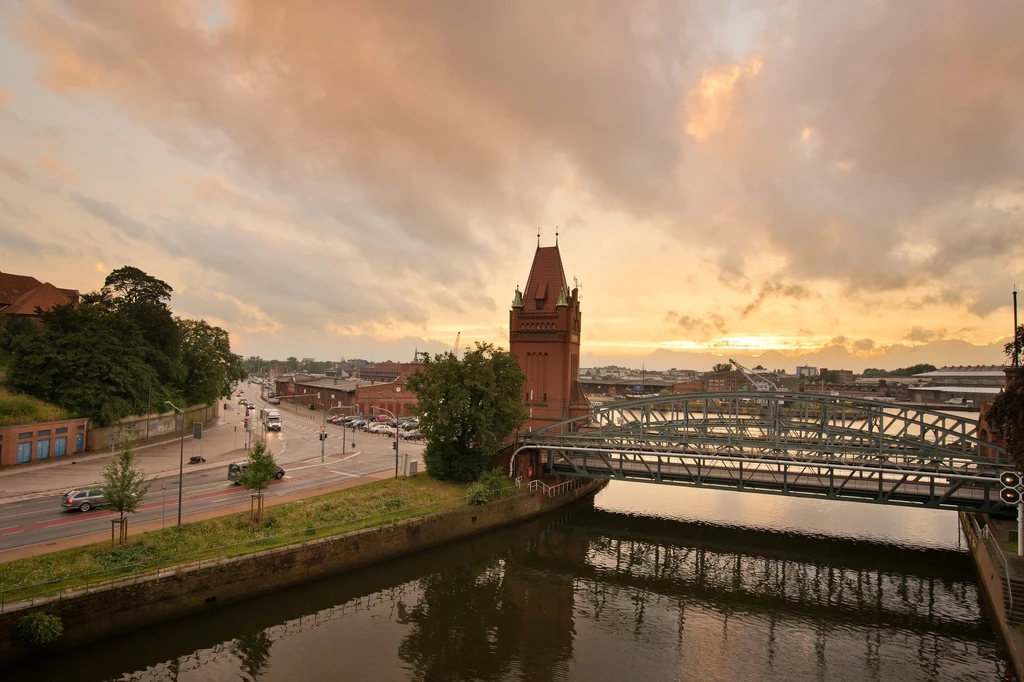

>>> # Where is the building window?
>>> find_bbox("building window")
[37,429,51,436]
[55,427,68,434]
[54,437,67,456]
[536,300,543,310]
[17,442,31,464]
[36,439,50,460]
[18,432,32,439]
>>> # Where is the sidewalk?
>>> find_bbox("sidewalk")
[0,407,254,504]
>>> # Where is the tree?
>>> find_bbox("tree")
[7,301,157,425]
[406,342,527,482]
[177,318,246,405]
[1005,324,1024,367]
[712,363,732,373]
[285,357,299,372]
[240,440,278,522]
[99,435,152,546]
[988,373,1024,471]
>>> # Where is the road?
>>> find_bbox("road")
[0,382,424,554]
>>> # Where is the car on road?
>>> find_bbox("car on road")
[402,430,424,440]
[61,488,106,512]
[228,461,285,483]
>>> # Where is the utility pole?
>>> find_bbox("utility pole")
[164,401,186,527]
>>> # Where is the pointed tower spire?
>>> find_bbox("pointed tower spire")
[555,226,559,246]
[537,226,541,248]
[511,286,523,309]
[556,286,568,307]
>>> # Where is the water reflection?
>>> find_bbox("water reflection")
[5,486,1011,682]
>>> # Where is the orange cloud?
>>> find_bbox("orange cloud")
[684,56,763,141]
[0,89,12,104]
[38,153,78,183]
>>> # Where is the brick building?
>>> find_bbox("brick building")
[0,417,89,466]
[355,375,419,418]
[356,362,423,383]
[509,243,591,431]
[0,271,79,324]
[703,370,747,392]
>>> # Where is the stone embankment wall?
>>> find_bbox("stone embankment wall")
[960,511,1024,681]
[86,403,219,451]
[0,481,602,665]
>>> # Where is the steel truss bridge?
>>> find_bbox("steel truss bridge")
[519,392,1011,513]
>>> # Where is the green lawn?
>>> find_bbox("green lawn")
[0,386,69,427]
[0,476,474,603]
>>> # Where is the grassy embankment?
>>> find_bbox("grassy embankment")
[0,476,473,604]
[0,386,69,427]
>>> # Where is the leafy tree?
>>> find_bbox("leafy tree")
[285,357,299,372]
[1005,324,1024,367]
[99,266,182,391]
[712,363,732,373]
[6,301,157,425]
[177,318,245,405]
[240,440,278,522]
[407,342,527,482]
[99,435,152,546]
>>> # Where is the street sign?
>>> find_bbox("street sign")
[193,422,203,440]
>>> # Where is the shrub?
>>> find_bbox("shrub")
[383,498,402,511]
[477,468,510,496]
[466,483,490,505]
[18,611,64,647]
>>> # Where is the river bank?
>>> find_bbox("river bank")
[0,477,603,666]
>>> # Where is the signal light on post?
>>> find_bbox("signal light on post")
[1001,472,1021,488]
[1001,487,1021,504]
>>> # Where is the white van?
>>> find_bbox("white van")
[264,409,282,431]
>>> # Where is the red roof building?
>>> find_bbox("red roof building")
[0,271,79,322]
[509,243,591,431]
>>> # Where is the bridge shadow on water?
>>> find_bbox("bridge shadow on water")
[7,497,1011,682]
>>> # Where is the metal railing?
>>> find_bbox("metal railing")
[2,481,535,613]
[968,512,1013,615]
[527,478,585,498]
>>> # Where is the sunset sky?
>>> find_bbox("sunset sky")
[1,1,1021,371]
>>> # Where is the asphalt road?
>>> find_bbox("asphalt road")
[0,383,425,553]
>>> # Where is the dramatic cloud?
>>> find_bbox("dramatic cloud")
[2,0,1020,364]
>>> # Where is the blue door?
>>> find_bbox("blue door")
[17,442,32,463]
[36,439,50,460]
[54,437,67,456]
[76,434,84,452]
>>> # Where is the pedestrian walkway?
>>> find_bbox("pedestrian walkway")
[0,407,254,504]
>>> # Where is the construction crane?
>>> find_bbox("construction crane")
[729,358,780,392]
[452,331,461,357]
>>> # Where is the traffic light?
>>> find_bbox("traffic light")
[1001,472,1021,488]
[1001,487,1021,504]
[370,407,376,419]
[319,432,327,441]
[393,441,398,452]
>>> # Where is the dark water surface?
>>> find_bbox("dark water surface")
[8,482,1013,681]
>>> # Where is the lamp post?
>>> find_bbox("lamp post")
[373,407,401,477]
[164,401,186,527]
[322,405,355,462]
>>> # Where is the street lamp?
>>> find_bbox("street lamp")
[322,405,355,461]
[164,401,186,527]
[372,407,401,477]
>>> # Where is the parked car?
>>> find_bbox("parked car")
[350,419,367,429]
[402,430,424,441]
[269,397,280,405]
[61,488,107,512]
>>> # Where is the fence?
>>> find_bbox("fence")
[967,512,1013,615]
[0,481,538,613]
[528,478,585,498]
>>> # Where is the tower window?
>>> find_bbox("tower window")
[536,300,544,310]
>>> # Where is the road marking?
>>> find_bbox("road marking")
[328,471,358,478]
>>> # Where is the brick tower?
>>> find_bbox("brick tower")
[509,242,590,431]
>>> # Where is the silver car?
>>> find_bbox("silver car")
[61,488,106,512]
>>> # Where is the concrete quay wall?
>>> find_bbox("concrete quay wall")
[960,511,1024,681]
[0,481,603,666]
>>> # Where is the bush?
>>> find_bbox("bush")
[477,468,510,496]
[466,483,490,505]
[383,498,402,511]
[18,611,64,647]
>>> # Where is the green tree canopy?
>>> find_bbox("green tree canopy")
[99,435,152,546]
[988,373,1024,471]
[240,440,278,522]
[178,318,245,405]
[712,363,733,373]
[406,342,527,482]
[6,300,157,425]
[1005,324,1024,366]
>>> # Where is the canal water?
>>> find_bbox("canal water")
[9,482,1012,681]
